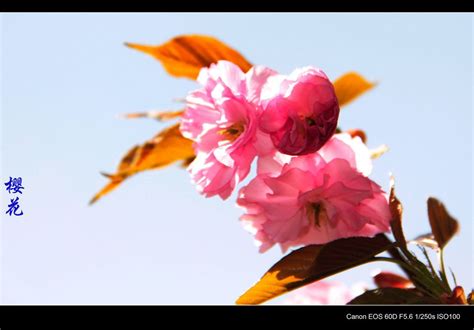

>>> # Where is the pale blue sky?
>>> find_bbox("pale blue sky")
[1,13,472,304]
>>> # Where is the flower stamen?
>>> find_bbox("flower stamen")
[218,123,245,142]
[306,202,328,227]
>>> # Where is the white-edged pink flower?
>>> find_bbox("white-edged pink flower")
[180,61,276,199]
[284,281,365,305]
[237,133,391,253]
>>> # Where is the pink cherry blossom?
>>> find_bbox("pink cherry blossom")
[259,67,340,155]
[284,281,365,305]
[237,133,391,253]
[180,61,276,199]
[257,133,372,177]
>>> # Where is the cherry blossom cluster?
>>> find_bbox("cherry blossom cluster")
[180,61,391,252]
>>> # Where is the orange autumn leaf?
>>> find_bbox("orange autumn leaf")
[333,72,376,107]
[346,128,367,143]
[443,286,468,305]
[122,109,185,121]
[125,34,253,79]
[90,123,194,205]
[236,235,392,305]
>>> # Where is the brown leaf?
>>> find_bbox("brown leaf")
[180,156,196,168]
[427,197,460,249]
[467,290,474,304]
[90,123,194,205]
[346,128,367,143]
[389,176,407,249]
[235,234,392,305]
[333,72,376,107]
[122,109,184,121]
[349,288,442,305]
[125,34,253,79]
[442,286,468,305]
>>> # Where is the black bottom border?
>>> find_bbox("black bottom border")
[0,305,472,328]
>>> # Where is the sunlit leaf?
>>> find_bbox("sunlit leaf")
[125,34,253,79]
[122,109,184,121]
[333,72,376,107]
[369,144,389,160]
[410,233,439,250]
[236,234,392,305]
[427,197,459,249]
[349,288,442,304]
[346,128,367,143]
[443,286,468,305]
[90,123,194,205]
[180,156,195,168]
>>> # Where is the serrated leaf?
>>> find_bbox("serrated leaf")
[333,72,376,107]
[236,234,392,305]
[90,123,194,205]
[125,34,252,79]
[349,288,442,304]
[427,197,459,249]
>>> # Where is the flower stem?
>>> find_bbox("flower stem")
[438,248,451,291]
[371,256,419,275]
[370,256,446,298]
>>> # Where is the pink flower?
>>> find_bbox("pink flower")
[257,132,373,177]
[259,67,340,156]
[284,281,364,305]
[180,61,276,199]
[237,133,391,253]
